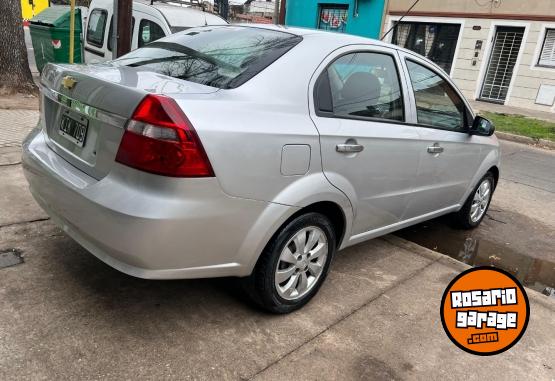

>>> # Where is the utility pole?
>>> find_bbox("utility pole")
[69,0,75,63]
[114,0,132,58]
[279,0,286,24]
[273,0,280,25]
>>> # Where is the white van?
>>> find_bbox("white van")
[84,0,228,63]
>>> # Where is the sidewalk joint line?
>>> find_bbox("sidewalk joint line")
[247,258,440,380]
[0,217,50,229]
[0,161,22,167]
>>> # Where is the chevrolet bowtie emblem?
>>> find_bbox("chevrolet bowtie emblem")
[62,76,77,90]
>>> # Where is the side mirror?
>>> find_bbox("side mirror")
[470,116,495,136]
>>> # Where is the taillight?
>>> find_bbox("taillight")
[115,94,214,177]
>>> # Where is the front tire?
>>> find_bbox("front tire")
[454,172,495,229]
[242,212,336,314]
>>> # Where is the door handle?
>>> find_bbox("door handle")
[336,143,364,153]
[427,144,444,154]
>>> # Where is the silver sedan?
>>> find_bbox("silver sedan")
[22,25,499,313]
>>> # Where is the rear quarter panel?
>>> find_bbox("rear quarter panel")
[173,36,355,248]
[176,37,349,208]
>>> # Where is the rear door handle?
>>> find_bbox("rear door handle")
[427,144,444,154]
[336,143,364,153]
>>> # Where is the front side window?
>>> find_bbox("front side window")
[114,26,302,89]
[138,19,166,48]
[539,29,555,67]
[323,52,404,122]
[406,60,466,131]
[86,9,108,47]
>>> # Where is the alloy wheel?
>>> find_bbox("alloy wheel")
[274,226,328,301]
[470,179,492,223]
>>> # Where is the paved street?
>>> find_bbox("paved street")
[0,110,554,379]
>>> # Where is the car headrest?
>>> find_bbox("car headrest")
[340,72,381,105]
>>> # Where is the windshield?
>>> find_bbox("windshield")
[113,26,302,89]
[157,7,228,28]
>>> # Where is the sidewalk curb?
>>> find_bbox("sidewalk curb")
[382,235,555,310]
[496,131,555,150]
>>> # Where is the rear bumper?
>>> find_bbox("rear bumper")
[22,128,291,279]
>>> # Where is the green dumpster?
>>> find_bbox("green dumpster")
[29,6,83,73]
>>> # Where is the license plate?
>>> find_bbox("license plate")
[59,114,88,147]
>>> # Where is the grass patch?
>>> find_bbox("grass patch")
[482,112,555,142]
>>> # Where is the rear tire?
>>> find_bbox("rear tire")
[454,172,495,229]
[242,212,336,314]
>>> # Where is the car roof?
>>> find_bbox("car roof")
[152,5,228,26]
[237,24,427,53]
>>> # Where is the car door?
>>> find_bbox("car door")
[310,46,420,240]
[84,7,110,63]
[398,53,487,219]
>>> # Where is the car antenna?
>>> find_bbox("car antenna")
[380,0,420,41]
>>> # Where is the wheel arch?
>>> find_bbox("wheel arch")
[278,201,347,250]
[238,197,352,277]
[458,149,500,207]
[488,165,500,189]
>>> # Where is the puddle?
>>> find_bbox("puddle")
[396,215,555,298]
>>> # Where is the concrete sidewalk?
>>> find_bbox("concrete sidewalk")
[0,109,38,149]
[0,162,554,380]
[470,100,555,123]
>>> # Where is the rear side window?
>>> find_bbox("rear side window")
[114,26,302,89]
[321,52,404,122]
[138,19,166,48]
[406,60,466,131]
[107,17,135,52]
[87,9,108,47]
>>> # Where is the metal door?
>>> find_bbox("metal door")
[310,46,420,238]
[479,26,525,103]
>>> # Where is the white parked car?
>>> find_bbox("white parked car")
[24,25,499,313]
[84,0,228,63]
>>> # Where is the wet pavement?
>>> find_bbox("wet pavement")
[396,212,555,296]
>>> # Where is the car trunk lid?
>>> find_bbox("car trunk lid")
[40,63,218,180]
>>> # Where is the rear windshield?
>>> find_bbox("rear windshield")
[113,26,302,89]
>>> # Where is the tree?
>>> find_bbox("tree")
[0,1,36,94]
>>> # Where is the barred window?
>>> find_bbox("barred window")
[318,5,348,33]
[539,29,555,67]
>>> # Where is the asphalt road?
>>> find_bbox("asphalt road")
[499,140,555,195]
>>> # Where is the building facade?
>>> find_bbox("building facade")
[384,0,555,112]
[245,0,275,18]
[285,0,387,39]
